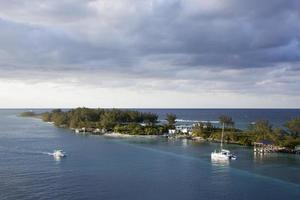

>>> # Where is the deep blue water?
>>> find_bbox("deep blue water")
[0,109,300,200]
[137,108,300,129]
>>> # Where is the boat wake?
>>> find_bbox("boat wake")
[17,150,53,156]
[0,146,55,156]
[43,152,54,156]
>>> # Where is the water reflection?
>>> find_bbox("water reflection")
[211,158,230,179]
[253,152,264,161]
[181,139,188,148]
[211,158,230,167]
[53,156,62,162]
[253,151,277,163]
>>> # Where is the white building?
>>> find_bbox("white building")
[175,125,193,134]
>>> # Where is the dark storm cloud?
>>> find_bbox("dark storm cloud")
[0,0,299,95]
[133,0,300,68]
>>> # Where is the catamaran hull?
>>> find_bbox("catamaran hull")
[211,153,229,160]
[211,153,237,160]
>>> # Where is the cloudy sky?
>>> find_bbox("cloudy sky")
[0,0,299,108]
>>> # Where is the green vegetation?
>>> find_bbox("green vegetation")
[166,113,177,129]
[40,108,162,135]
[20,111,37,117]
[21,109,300,151]
[192,116,300,149]
[113,124,167,135]
[246,119,300,149]
[192,122,214,139]
[284,117,300,138]
[219,115,234,129]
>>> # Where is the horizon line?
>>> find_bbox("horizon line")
[1,107,300,110]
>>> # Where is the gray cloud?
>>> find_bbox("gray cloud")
[0,0,299,98]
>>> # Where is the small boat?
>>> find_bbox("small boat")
[211,123,237,161]
[52,150,66,158]
[211,149,236,160]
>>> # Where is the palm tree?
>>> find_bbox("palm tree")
[219,115,234,130]
[166,113,177,128]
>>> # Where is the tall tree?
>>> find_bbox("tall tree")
[248,120,273,141]
[285,118,300,138]
[219,115,234,129]
[166,113,177,128]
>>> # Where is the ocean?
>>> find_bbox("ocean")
[0,109,299,200]
[138,108,300,129]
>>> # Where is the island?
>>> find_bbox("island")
[20,108,300,153]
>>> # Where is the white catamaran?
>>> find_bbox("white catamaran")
[211,123,237,160]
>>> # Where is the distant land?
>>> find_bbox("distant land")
[21,108,300,153]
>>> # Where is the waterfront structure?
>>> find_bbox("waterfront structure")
[175,125,193,134]
[75,127,87,134]
[254,140,275,153]
[295,145,300,154]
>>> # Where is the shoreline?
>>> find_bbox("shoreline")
[19,112,297,154]
[103,132,160,138]
[68,128,298,154]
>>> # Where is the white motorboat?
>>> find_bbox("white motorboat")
[211,123,237,160]
[52,150,66,158]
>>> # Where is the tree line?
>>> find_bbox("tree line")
[39,108,178,135]
[192,115,300,149]
[20,109,300,149]
[41,108,158,128]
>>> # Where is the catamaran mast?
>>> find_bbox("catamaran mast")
[221,122,224,150]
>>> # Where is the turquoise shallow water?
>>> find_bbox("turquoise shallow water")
[0,109,300,200]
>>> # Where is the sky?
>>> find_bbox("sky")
[0,0,300,108]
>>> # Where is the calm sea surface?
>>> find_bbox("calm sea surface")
[0,109,300,200]
[138,108,300,129]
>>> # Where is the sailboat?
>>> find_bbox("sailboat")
[211,123,237,160]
